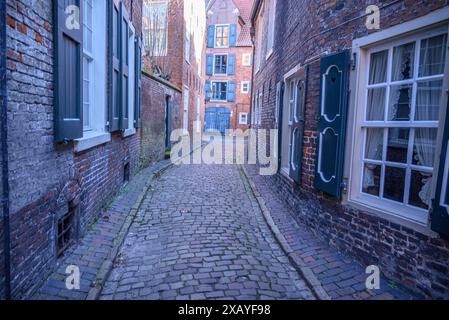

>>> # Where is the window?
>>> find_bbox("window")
[351,28,448,224]
[215,25,230,48]
[241,81,251,94]
[183,88,189,132]
[239,113,248,125]
[196,96,201,133]
[80,0,107,139]
[254,90,263,125]
[57,208,77,257]
[125,24,136,135]
[266,0,277,58]
[211,81,228,101]
[242,53,252,66]
[185,28,191,63]
[143,0,168,56]
[214,54,227,75]
[254,6,264,73]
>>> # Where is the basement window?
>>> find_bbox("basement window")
[57,209,76,257]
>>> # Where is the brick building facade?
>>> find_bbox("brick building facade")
[142,0,205,137]
[0,0,147,299]
[204,0,254,134]
[250,0,449,299]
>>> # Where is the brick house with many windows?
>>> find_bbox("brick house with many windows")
[204,0,254,134]
[250,0,449,298]
[142,0,206,137]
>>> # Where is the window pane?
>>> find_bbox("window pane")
[419,34,447,77]
[383,166,405,203]
[295,81,303,121]
[365,128,383,160]
[409,170,432,209]
[388,84,412,121]
[369,50,388,84]
[392,42,415,81]
[413,128,437,167]
[387,128,409,163]
[366,88,386,121]
[223,26,229,37]
[362,163,381,197]
[415,80,443,121]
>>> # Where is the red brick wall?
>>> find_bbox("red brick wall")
[252,0,449,298]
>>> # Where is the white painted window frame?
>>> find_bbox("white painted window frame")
[183,87,190,133]
[346,7,449,227]
[241,81,251,94]
[124,22,136,137]
[212,53,228,76]
[210,80,229,102]
[76,0,110,152]
[266,0,277,60]
[239,112,248,125]
[242,53,252,66]
[214,24,230,49]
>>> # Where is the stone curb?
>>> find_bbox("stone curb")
[86,161,174,300]
[239,165,331,301]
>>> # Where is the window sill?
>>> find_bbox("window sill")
[122,128,136,138]
[74,131,111,153]
[344,196,438,237]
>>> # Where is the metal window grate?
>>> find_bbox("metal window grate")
[57,209,75,257]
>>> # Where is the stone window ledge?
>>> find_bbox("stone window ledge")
[74,131,111,153]
[122,128,136,138]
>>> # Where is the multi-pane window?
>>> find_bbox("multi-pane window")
[214,54,227,75]
[242,53,251,66]
[143,0,168,56]
[239,113,248,125]
[82,0,93,130]
[211,81,228,101]
[266,0,277,56]
[241,81,250,94]
[358,29,447,221]
[215,25,229,48]
[185,28,191,62]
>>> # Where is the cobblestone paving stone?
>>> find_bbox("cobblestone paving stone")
[33,160,172,300]
[244,165,414,300]
[100,163,315,300]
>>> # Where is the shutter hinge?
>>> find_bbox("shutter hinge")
[351,52,357,70]
[341,179,348,194]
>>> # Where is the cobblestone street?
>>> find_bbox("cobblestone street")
[100,163,315,300]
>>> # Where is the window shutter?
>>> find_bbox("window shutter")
[134,36,142,128]
[227,54,235,75]
[290,77,306,184]
[276,82,285,171]
[229,24,237,47]
[120,2,129,130]
[109,0,121,132]
[227,81,236,102]
[431,99,449,236]
[206,54,213,76]
[53,0,83,142]
[205,80,211,102]
[314,50,350,198]
[207,25,215,48]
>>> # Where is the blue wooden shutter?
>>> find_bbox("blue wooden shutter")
[227,54,235,75]
[227,81,236,102]
[206,54,213,76]
[276,82,285,171]
[207,25,215,48]
[120,2,129,130]
[229,24,237,47]
[109,0,121,132]
[134,36,142,128]
[314,50,350,198]
[290,76,306,183]
[53,0,83,142]
[431,99,449,236]
[205,80,211,102]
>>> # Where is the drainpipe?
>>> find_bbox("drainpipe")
[0,0,11,300]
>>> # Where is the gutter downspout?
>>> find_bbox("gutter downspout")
[0,0,11,300]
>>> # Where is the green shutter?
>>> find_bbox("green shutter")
[290,75,306,183]
[134,36,142,128]
[431,99,449,236]
[53,0,83,142]
[120,2,129,130]
[314,50,350,198]
[109,0,121,132]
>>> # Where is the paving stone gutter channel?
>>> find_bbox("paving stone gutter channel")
[239,165,331,300]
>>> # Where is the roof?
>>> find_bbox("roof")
[233,0,254,47]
